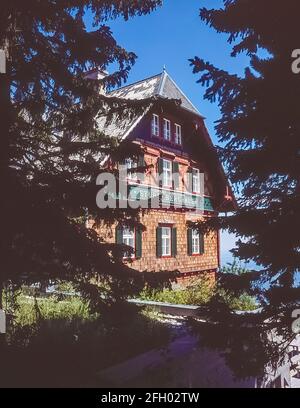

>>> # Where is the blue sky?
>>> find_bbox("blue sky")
[86,0,254,268]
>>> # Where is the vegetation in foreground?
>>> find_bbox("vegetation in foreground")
[1,290,171,388]
[139,262,258,312]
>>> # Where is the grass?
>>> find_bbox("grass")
[1,290,172,387]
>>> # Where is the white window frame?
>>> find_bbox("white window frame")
[192,168,200,193]
[152,114,160,137]
[122,227,135,258]
[163,118,171,141]
[161,226,171,257]
[125,158,137,180]
[192,229,200,255]
[175,123,182,145]
[162,159,172,188]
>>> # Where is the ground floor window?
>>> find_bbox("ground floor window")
[116,225,142,259]
[161,226,171,257]
[192,229,201,254]
[187,228,204,255]
[122,227,135,258]
[156,225,177,258]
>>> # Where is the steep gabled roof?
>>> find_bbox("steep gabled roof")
[109,70,203,117]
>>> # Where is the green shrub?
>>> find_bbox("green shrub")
[139,275,257,311]
[140,277,214,306]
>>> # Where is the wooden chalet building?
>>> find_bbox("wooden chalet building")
[93,69,235,280]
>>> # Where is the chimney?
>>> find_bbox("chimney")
[83,68,108,95]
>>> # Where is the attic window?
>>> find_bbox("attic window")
[163,118,171,141]
[175,124,182,145]
[152,114,160,137]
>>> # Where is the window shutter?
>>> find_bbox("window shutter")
[118,158,126,168]
[158,158,164,187]
[199,231,205,254]
[172,162,180,189]
[138,154,145,182]
[156,227,162,258]
[135,227,142,259]
[116,225,123,245]
[187,167,193,192]
[158,157,163,175]
[187,228,193,255]
[171,227,177,257]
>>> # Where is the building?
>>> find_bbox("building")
[93,69,235,280]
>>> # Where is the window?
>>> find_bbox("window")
[163,118,171,141]
[187,228,204,256]
[192,229,200,255]
[152,114,160,137]
[122,227,135,258]
[192,168,200,193]
[175,124,182,145]
[157,225,177,258]
[161,227,171,257]
[125,158,137,180]
[162,159,172,187]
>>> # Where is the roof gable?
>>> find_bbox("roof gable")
[109,70,203,117]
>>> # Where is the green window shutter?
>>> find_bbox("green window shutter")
[187,228,193,255]
[118,158,126,167]
[116,225,123,245]
[199,231,205,254]
[135,227,142,259]
[173,161,180,189]
[171,227,177,257]
[158,158,164,187]
[158,157,163,175]
[138,154,145,182]
[187,167,193,192]
[156,227,162,258]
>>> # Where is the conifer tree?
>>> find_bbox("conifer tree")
[190,0,300,374]
[0,1,162,313]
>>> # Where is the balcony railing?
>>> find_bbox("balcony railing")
[112,184,214,212]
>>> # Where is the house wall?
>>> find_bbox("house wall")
[95,209,219,276]
[132,146,215,197]
[94,108,221,279]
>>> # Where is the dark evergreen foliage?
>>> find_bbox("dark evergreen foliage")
[190,0,300,375]
[0,1,163,312]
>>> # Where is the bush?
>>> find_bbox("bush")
[140,276,214,306]
[139,275,257,311]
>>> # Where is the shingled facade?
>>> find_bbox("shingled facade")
[93,70,235,280]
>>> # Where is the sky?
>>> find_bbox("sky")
[85,0,254,268]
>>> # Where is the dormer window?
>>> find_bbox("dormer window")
[163,118,171,141]
[152,114,160,137]
[175,124,182,145]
